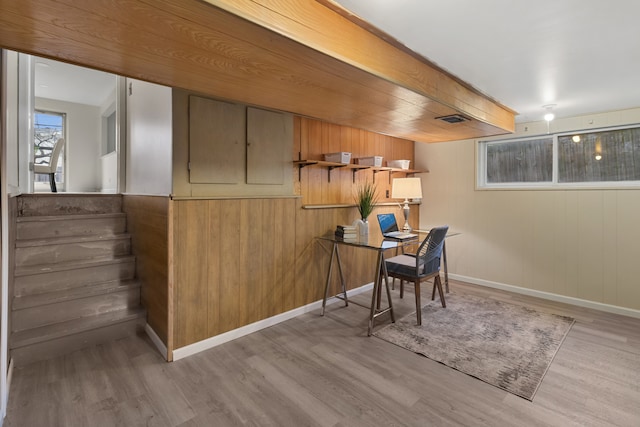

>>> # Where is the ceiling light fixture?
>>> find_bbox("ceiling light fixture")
[542,104,556,134]
[543,104,556,122]
[572,135,581,143]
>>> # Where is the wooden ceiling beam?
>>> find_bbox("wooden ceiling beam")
[0,0,515,142]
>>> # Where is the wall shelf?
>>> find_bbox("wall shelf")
[302,201,421,210]
[294,159,428,183]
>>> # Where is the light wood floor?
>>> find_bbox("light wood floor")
[5,280,640,426]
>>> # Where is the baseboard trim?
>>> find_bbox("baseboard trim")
[145,323,168,361]
[449,274,640,319]
[172,282,374,361]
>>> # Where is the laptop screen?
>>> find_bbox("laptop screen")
[377,213,399,234]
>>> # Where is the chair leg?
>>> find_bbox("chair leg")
[49,173,57,193]
[399,279,404,298]
[431,278,436,300]
[415,279,422,326]
[435,275,446,308]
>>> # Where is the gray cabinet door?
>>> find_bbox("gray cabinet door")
[189,96,245,184]
[246,107,290,185]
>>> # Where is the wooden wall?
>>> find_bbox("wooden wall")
[170,198,297,350]
[122,196,169,349]
[168,116,419,352]
[295,116,416,205]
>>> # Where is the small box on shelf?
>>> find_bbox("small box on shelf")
[356,156,383,167]
[387,159,410,169]
[324,152,351,164]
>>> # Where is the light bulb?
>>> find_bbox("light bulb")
[544,112,555,122]
[594,153,602,161]
[572,135,581,143]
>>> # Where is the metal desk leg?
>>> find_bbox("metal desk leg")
[381,256,395,323]
[443,240,449,293]
[335,243,348,304]
[368,252,383,336]
[322,242,347,316]
[368,251,395,335]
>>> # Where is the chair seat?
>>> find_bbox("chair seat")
[386,254,424,277]
[33,164,53,174]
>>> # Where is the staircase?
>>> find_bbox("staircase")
[11,194,145,366]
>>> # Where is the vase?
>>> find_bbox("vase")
[355,218,369,236]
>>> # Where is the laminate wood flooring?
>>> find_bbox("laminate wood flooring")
[5,281,640,426]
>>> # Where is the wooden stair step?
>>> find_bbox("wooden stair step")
[12,279,141,310]
[15,255,136,277]
[15,234,131,268]
[16,233,131,248]
[16,213,127,240]
[18,194,123,217]
[14,256,136,298]
[10,307,146,350]
[16,212,126,223]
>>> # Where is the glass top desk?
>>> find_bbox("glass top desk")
[318,229,459,336]
[318,232,420,336]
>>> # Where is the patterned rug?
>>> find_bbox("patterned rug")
[373,292,575,400]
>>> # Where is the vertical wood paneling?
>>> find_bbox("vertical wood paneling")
[297,116,416,207]
[172,198,300,348]
[218,200,242,333]
[616,192,640,310]
[171,117,418,349]
[206,200,221,337]
[173,201,209,348]
[123,196,169,354]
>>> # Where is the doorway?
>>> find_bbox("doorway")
[31,54,123,193]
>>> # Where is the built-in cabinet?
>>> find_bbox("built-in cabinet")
[185,95,292,194]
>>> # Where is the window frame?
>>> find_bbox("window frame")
[477,124,640,190]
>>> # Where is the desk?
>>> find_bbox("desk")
[318,233,420,336]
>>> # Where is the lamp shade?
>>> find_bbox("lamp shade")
[391,177,422,199]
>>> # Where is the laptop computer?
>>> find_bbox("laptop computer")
[376,213,418,240]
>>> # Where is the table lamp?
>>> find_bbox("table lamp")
[391,177,422,232]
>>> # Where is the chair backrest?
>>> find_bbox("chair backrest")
[49,138,64,169]
[415,226,449,276]
[37,138,64,173]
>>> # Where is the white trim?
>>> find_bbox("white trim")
[449,274,640,319]
[172,282,374,361]
[145,323,168,361]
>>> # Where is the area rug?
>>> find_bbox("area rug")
[373,292,575,401]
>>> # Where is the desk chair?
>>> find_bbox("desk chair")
[34,138,64,192]
[384,225,448,325]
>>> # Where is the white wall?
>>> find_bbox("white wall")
[416,107,640,314]
[98,88,117,192]
[126,78,172,195]
[36,97,101,192]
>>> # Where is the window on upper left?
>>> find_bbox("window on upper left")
[34,110,66,191]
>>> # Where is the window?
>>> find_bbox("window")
[478,125,640,188]
[34,110,65,190]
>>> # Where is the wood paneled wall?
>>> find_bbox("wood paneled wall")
[170,198,297,350]
[169,197,419,351]
[295,116,416,206]
[122,196,169,349]
[168,116,420,352]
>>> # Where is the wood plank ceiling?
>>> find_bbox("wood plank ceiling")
[0,0,515,143]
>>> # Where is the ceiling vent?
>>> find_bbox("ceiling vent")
[436,114,470,124]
